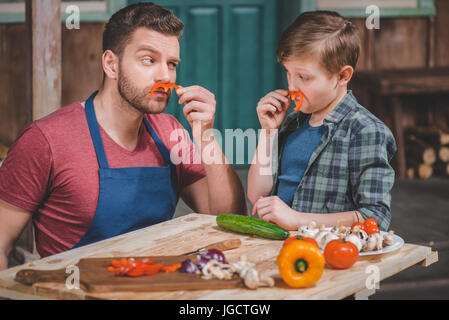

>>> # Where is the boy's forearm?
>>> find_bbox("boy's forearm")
[247,130,276,203]
[298,210,364,229]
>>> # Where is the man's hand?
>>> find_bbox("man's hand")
[252,196,301,230]
[256,89,290,131]
[177,85,216,140]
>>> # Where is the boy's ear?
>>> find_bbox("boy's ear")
[338,65,354,86]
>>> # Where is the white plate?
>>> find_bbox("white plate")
[358,231,404,256]
[299,228,405,256]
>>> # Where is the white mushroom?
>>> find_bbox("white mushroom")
[362,235,376,252]
[314,225,335,250]
[200,256,274,289]
[372,233,384,251]
[363,232,383,252]
[345,226,364,252]
[383,230,395,247]
[330,220,349,238]
[321,232,340,250]
[297,221,318,238]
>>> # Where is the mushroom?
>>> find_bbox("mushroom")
[297,221,318,238]
[321,232,340,250]
[383,230,395,247]
[345,226,364,252]
[330,220,349,238]
[314,224,337,250]
[372,233,384,251]
[363,233,383,252]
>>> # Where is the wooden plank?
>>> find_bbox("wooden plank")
[0,24,30,147]
[354,288,376,300]
[26,0,62,121]
[0,214,437,300]
[374,18,427,70]
[418,250,438,267]
[435,0,449,67]
[61,23,104,105]
[352,68,449,95]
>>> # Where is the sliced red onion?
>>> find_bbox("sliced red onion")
[202,249,227,264]
[179,258,199,274]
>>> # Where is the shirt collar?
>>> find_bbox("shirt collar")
[323,90,357,125]
[280,90,357,135]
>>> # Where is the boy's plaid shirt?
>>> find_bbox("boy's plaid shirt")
[270,91,397,231]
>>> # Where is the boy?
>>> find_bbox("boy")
[248,11,396,231]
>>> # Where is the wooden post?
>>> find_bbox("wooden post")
[13,0,62,264]
[26,0,62,121]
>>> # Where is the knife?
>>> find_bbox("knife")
[181,239,242,256]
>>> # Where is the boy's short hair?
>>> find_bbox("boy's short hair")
[276,11,361,74]
[103,2,184,58]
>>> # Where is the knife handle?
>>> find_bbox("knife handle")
[203,239,242,252]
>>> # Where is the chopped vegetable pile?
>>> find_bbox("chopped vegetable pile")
[107,257,181,277]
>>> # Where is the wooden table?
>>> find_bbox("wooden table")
[0,213,438,300]
[352,67,449,178]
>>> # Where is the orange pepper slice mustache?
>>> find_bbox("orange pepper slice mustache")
[150,82,180,96]
[288,90,304,111]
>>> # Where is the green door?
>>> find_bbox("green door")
[128,0,279,166]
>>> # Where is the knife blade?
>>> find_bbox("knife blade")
[181,239,242,256]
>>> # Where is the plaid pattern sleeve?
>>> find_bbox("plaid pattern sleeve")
[348,123,397,231]
[271,91,397,231]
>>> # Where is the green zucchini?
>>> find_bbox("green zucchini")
[216,214,289,240]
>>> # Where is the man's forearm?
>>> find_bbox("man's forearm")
[0,246,11,271]
[195,131,247,215]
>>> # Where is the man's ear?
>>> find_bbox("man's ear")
[102,50,119,81]
[338,65,354,86]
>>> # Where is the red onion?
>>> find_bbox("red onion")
[179,258,199,274]
[202,249,227,264]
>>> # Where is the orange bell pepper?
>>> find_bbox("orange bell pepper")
[150,82,180,96]
[288,90,304,111]
[277,240,325,288]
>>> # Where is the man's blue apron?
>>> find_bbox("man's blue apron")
[73,91,178,248]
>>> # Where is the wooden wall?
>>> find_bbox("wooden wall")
[1,0,448,147]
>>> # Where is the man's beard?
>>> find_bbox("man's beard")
[117,66,171,114]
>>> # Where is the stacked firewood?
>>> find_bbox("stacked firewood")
[405,127,449,179]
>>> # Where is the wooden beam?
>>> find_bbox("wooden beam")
[26,0,62,121]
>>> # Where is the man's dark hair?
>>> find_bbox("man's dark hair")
[103,2,184,58]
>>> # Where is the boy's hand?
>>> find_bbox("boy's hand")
[177,86,216,138]
[256,89,290,131]
[252,195,300,230]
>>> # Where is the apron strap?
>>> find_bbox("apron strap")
[142,117,172,166]
[142,116,179,197]
[85,91,110,169]
[84,90,178,194]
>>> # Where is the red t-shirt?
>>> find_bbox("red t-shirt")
[0,102,206,257]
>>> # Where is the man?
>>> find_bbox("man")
[0,3,246,269]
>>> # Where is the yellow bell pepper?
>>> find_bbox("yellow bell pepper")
[277,240,325,288]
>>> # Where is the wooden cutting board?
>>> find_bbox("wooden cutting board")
[15,255,243,293]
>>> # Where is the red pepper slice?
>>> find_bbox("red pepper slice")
[107,258,181,277]
[288,90,304,111]
[150,83,180,96]
[161,263,182,273]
